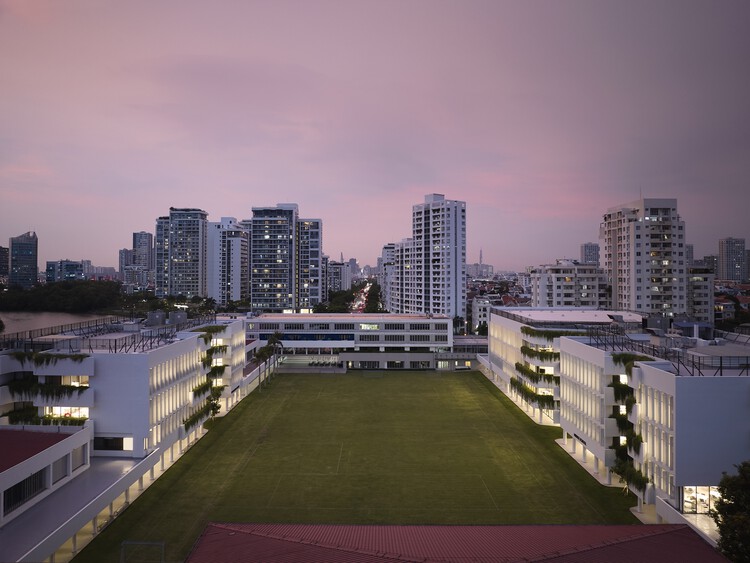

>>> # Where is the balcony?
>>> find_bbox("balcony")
[33,387,95,409]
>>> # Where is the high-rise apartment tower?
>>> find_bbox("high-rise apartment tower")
[154,208,208,298]
[600,198,686,317]
[9,231,38,290]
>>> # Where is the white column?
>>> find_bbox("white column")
[71,533,77,555]
[582,447,587,463]
[562,430,568,445]
[594,457,600,475]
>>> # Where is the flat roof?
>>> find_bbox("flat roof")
[251,313,450,321]
[0,429,72,472]
[492,308,643,324]
[688,343,750,358]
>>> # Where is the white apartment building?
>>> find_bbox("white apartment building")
[530,259,607,308]
[471,296,504,332]
[154,208,209,298]
[558,328,750,539]
[207,217,249,306]
[600,198,687,317]
[0,315,272,561]
[383,194,467,319]
[717,237,746,282]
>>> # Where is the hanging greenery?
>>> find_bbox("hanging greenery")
[7,375,88,400]
[509,377,556,409]
[608,380,634,403]
[520,345,560,362]
[208,365,227,379]
[5,406,86,426]
[192,380,212,398]
[520,326,583,341]
[514,362,559,385]
[11,351,89,367]
[612,353,654,376]
[193,325,227,344]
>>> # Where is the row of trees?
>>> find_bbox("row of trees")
[0,281,122,313]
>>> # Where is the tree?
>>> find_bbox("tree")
[714,461,750,562]
[476,321,488,336]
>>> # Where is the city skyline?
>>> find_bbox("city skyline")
[2,1,750,271]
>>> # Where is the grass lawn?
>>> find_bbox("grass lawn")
[74,371,638,562]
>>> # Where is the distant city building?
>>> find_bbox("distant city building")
[132,231,154,271]
[327,261,352,294]
[384,194,466,318]
[207,217,249,306]
[701,254,718,274]
[347,258,360,282]
[530,259,607,308]
[244,204,324,313]
[45,260,84,282]
[9,231,38,290]
[580,242,600,266]
[467,262,494,279]
[296,218,324,312]
[687,267,715,324]
[377,243,397,310]
[154,208,209,298]
[718,237,746,281]
[685,244,694,267]
[118,248,134,280]
[0,246,8,279]
[600,198,686,317]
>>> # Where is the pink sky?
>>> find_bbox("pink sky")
[1,0,749,271]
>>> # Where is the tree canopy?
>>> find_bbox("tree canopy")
[714,460,750,562]
[0,280,122,313]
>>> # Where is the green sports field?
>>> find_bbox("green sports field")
[74,371,638,562]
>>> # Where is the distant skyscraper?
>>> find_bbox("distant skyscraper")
[46,260,84,282]
[132,231,154,271]
[154,208,208,298]
[297,219,323,311]
[9,231,38,289]
[207,217,249,306]
[245,204,323,313]
[0,246,9,278]
[385,194,466,318]
[580,242,600,266]
[718,237,746,281]
[600,198,686,317]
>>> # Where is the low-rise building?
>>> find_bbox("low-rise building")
[247,313,455,370]
[0,314,273,562]
[482,308,642,425]
[558,328,750,539]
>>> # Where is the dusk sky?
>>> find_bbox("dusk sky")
[2,1,749,272]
